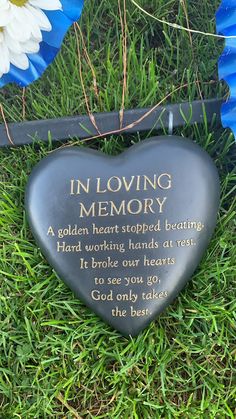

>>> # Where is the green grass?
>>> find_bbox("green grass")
[0,0,235,417]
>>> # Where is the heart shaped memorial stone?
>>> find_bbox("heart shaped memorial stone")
[25,136,220,336]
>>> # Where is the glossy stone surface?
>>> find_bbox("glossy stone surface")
[25,136,220,336]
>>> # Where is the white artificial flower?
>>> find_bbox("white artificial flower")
[0,0,62,77]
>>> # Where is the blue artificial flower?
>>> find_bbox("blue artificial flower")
[216,0,236,139]
[0,0,84,88]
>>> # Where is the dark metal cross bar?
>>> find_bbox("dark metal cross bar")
[0,99,222,147]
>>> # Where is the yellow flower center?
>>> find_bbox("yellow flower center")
[10,0,28,6]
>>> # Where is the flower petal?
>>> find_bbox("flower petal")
[0,9,11,26]
[10,52,29,70]
[29,0,62,11]
[0,42,10,74]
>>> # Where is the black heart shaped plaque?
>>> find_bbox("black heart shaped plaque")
[26,136,220,336]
